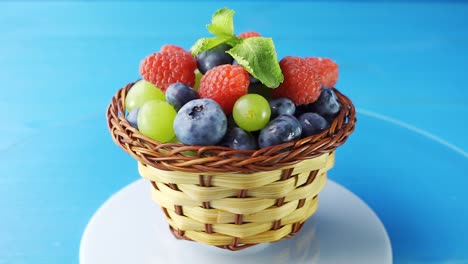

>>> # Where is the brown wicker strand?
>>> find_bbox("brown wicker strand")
[106,82,356,173]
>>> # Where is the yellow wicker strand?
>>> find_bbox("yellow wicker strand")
[152,185,280,215]
[159,169,327,204]
[182,230,234,246]
[166,209,204,231]
[178,206,219,224]
[156,184,322,247]
[152,182,201,207]
[150,170,325,215]
[144,148,331,247]
[248,170,327,199]
[214,222,273,238]
[138,152,333,190]
[239,225,292,244]
[164,197,318,235]
[177,184,237,202]
[216,200,299,223]
[282,197,319,225]
[155,193,318,226]
[146,156,329,247]
[150,187,180,211]
[177,224,295,246]
[150,170,327,211]
[210,198,277,215]
[284,173,327,202]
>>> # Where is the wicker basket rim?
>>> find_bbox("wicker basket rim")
[106,81,356,173]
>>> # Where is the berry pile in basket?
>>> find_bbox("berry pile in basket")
[125,8,340,150]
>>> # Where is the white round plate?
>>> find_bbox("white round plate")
[80,179,392,264]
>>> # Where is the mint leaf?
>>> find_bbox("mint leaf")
[190,36,231,56]
[191,8,284,88]
[190,8,238,55]
[227,37,284,88]
[206,7,235,37]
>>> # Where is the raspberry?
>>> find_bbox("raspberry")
[238,31,261,39]
[160,44,188,53]
[199,64,250,114]
[140,51,197,91]
[272,56,321,105]
[305,57,339,88]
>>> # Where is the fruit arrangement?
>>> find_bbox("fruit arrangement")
[108,7,356,251]
[125,8,342,151]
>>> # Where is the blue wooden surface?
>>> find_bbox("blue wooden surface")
[0,1,467,263]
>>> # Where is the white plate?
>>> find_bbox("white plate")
[80,179,391,264]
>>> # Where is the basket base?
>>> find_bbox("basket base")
[168,221,307,251]
[80,179,392,264]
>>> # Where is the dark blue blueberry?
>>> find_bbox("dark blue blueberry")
[309,87,341,119]
[126,107,140,129]
[250,76,259,83]
[248,82,272,100]
[294,104,313,117]
[174,99,227,145]
[197,44,233,74]
[233,60,259,83]
[227,114,237,129]
[165,82,199,110]
[298,112,329,137]
[258,115,302,148]
[269,97,296,118]
[220,127,258,150]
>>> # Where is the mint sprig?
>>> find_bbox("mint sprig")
[206,8,235,37]
[190,7,283,88]
[191,36,232,55]
[227,37,283,88]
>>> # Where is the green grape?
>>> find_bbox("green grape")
[125,80,165,112]
[169,135,198,156]
[137,100,176,142]
[181,150,198,157]
[233,94,271,131]
[193,70,203,91]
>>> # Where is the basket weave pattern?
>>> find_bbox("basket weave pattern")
[107,81,356,250]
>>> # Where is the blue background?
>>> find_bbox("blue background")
[0,1,467,263]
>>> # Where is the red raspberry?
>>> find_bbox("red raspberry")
[199,65,250,114]
[305,57,339,88]
[272,56,321,105]
[160,44,188,53]
[238,31,261,39]
[140,51,197,91]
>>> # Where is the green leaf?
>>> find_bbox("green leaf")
[190,36,231,56]
[227,37,284,88]
[206,7,235,37]
[190,8,284,88]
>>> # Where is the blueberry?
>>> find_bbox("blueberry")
[258,115,302,148]
[250,76,260,84]
[174,99,227,145]
[294,104,312,117]
[197,44,233,74]
[227,114,237,129]
[220,127,258,150]
[269,98,296,118]
[233,60,259,83]
[165,82,199,110]
[126,107,140,129]
[248,82,272,100]
[309,87,341,119]
[298,112,329,137]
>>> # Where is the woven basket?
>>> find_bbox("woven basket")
[107,81,356,251]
